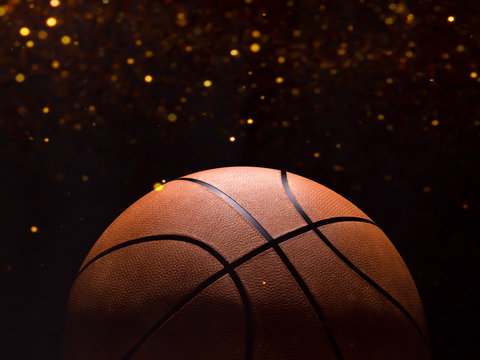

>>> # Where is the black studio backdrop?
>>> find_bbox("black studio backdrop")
[1,0,479,359]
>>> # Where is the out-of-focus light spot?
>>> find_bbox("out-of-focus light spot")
[102,0,109,4]
[277,56,286,63]
[470,72,478,79]
[456,44,465,52]
[291,88,300,96]
[144,75,153,83]
[44,137,50,143]
[406,50,414,58]
[447,16,455,22]
[74,123,82,131]
[230,49,239,56]
[126,57,135,65]
[377,114,385,120]
[167,113,177,122]
[82,175,89,182]
[423,186,431,193]
[247,118,254,124]
[185,45,193,52]
[203,79,212,87]
[0,7,6,16]
[250,43,261,52]
[30,226,38,233]
[88,105,96,112]
[135,39,142,46]
[261,281,266,285]
[26,40,34,48]
[50,0,60,7]
[386,77,393,84]
[385,17,394,25]
[61,35,71,45]
[251,30,261,38]
[229,136,236,142]
[6,264,12,271]
[52,60,60,68]
[337,48,346,56]
[313,152,321,158]
[60,70,69,78]
[406,13,415,23]
[431,120,439,126]
[38,30,48,39]
[388,3,396,10]
[42,107,50,114]
[15,73,25,83]
[19,27,31,36]
[145,50,154,58]
[46,17,57,27]
[153,183,164,191]
[275,77,284,84]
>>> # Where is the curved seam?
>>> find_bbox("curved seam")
[281,170,430,352]
[178,177,345,360]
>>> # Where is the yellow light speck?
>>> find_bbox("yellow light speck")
[230,49,239,56]
[126,57,135,65]
[337,48,346,56]
[44,137,50,143]
[0,7,5,17]
[145,50,154,58]
[20,27,31,36]
[247,118,254,124]
[447,16,455,22]
[15,73,25,83]
[167,113,177,122]
[38,30,48,40]
[177,12,186,20]
[229,136,236,142]
[135,39,142,46]
[203,79,212,87]
[470,72,478,79]
[386,77,393,84]
[456,44,465,52]
[261,281,266,285]
[250,43,261,52]
[144,75,153,83]
[88,105,96,112]
[431,120,439,126]
[61,35,71,45]
[46,17,57,27]
[377,114,385,120]
[30,226,38,233]
[52,60,60,68]
[277,56,286,63]
[82,175,89,182]
[385,17,394,25]
[406,50,414,58]
[153,183,164,191]
[50,0,61,7]
[313,152,321,158]
[251,30,261,38]
[291,88,300,96]
[26,40,34,48]
[406,13,415,23]
[42,107,50,114]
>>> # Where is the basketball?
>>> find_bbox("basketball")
[63,166,430,360]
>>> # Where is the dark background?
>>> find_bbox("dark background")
[1,0,478,359]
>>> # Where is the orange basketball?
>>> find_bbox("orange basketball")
[63,166,430,360]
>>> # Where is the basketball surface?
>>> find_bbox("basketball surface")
[63,166,430,360]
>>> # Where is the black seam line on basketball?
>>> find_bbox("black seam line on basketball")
[178,177,346,360]
[122,270,229,360]
[280,170,431,349]
[75,235,254,360]
[80,218,374,360]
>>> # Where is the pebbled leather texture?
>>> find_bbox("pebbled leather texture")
[64,166,430,360]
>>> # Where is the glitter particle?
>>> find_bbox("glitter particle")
[447,16,455,22]
[250,43,261,53]
[30,226,38,233]
[203,79,212,87]
[44,137,50,143]
[19,27,31,37]
[275,76,284,84]
[153,183,164,191]
[61,35,71,45]
[247,118,254,124]
[50,0,61,7]
[229,136,236,142]
[42,107,50,114]
[144,75,153,83]
[470,72,478,79]
[15,73,25,83]
[230,49,239,56]
[46,17,57,27]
